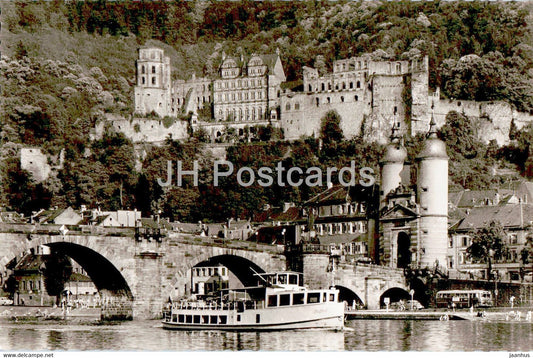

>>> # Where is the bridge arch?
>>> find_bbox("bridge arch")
[334,285,364,307]
[379,287,410,307]
[192,254,266,287]
[45,242,132,297]
[1,234,137,320]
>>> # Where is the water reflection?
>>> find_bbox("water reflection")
[0,318,531,351]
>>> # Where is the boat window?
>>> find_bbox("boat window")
[289,274,298,285]
[219,316,227,324]
[293,293,305,305]
[279,294,291,306]
[194,315,200,324]
[307,292,320,304]
[256,314,260,323]
[278,274,287,285]
[172,314,178,323]
[323,293,327,302]
[202,315,209,324]
[186,315,193,323]
[329,293,335,302]
[210,315,218,324]
[178,314,185,322]
[267,295,278,307]
[237,315,241,321]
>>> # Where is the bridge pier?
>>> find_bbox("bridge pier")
[100,289,133,320]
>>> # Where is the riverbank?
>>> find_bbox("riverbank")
[0,305,100,320]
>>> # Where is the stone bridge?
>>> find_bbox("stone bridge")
[0,224,409,319]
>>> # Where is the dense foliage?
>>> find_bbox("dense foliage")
[1,1,532,221]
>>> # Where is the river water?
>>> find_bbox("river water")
[0,318,531,352]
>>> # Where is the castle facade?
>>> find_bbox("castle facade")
[132,47,532,145]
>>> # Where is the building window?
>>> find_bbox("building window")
[152,77,156,85]
[357,81,361,89]
[321,83,325,91]
[295,102,300,110]
[142,77,145,84]
[286,103,291,111]
[141,66,145,74]
[355,95,358,102]
[341,96,344,102]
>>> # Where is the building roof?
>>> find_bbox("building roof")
[456,204,533,231]
[271,207,301,222]
[304,185,349,206]
[14,254,46,273]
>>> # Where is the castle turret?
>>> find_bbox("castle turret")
[134,47,172,117]
[415,115,448,269]
[380,124,407,209]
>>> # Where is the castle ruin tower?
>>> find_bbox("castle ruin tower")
[415,115,448,269]
[379,123,407,209]
[134,47,172,118]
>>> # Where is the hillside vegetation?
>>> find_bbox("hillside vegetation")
[1,1,533,222]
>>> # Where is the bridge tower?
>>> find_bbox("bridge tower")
[415,115,448,269]
[134,47,172,117]
[379,123,407,210]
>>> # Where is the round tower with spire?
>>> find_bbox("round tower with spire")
[379,123,407,209]
[415,115,448,269]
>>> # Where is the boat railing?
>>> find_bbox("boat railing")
[172,300,264,311]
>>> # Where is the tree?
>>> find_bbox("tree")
[466,221,508,264]
[320,110,344,145]
[43,252,73,305]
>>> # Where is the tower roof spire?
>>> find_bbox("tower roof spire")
[427,112,438,139]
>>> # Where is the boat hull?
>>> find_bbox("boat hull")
[162,303,344,331]
[162,315,343,331]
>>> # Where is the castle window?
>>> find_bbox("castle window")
[295,102,300,110]
[327,97,331,103]
[141,66,145,74]
[142,77,145,84]
[152,77,156,85]
[341,96,344,102]
[316,98,320,107]
[350,82,353,89]
[335,84,339,90]
[357,81,361,89]
[152,66,156,74]
[286,103,291,111]
[342,82,346,89]
[355,95,358,101]
[308,84,312,92]
[321,83,325,91]
[394,106,398,115]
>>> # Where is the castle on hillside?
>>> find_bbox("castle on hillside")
[133,47,285,141]
[131,47,533,145]
[281,55,428,142]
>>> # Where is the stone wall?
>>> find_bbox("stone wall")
[20,148,51,183]
[280,90,369,140]
[93,118,189,143]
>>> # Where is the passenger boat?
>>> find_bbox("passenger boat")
[162,271,344,331]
